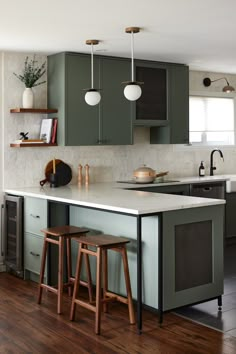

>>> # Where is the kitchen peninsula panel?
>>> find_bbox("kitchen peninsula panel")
[5,182,225,331]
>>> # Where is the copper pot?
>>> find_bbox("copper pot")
[133,165,168,183]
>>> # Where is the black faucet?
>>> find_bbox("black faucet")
[210,149,224,176]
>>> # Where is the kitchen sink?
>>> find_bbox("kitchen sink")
[226,176,236,193]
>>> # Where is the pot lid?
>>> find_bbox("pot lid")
[134,164,156,174]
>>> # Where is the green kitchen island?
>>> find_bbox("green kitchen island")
[5,182,225,333]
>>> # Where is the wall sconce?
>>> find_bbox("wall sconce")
[84,39,101,106]
[123,26,143,101]
[203,77,235,93]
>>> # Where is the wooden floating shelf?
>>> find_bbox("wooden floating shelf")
[10,108,58,114]
[10,143,58,148]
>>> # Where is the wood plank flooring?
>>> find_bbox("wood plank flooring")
[0,272,236,353]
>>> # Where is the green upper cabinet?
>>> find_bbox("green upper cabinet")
[47,52,133,146]
[150,64,189,144]
[100,57,133,145]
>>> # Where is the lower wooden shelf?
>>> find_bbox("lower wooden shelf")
[10,143,57,148]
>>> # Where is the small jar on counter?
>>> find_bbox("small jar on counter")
[78,164,83,184]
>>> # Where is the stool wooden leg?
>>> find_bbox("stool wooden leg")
[121,247,135,325]
[70,244,83,321]
[37,236,48,304]
[95,247,102,335]
[84,246,93,303]
[102,249,108,313]
[57,236,64,314]
[66,237,73,297]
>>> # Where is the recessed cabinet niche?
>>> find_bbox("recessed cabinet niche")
[134,61,168,126]
[149,64,189,144]
[47,52,133,146]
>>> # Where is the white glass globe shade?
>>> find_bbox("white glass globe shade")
[85,90,101,106]
[124,84,142,101]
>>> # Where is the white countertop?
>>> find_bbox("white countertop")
[5,181,226,216]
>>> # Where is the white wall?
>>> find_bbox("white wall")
[2,52,236,188]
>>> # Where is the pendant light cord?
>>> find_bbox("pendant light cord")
[91,43,94,89]
[131,31,134,82]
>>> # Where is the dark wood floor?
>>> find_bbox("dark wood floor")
[0,273,236,354]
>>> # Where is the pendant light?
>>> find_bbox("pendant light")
[84,39,101,106]
[123,27,143,101]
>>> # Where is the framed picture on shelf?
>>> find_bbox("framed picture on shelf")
[40,119,53,143]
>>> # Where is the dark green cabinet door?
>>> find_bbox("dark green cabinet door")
[225,193,236,238]
[47,53,66,146]
[163,205,224,311]
[48,53,133,146]
[169,64,189,144]
[150,64,189,144]
[101,57,133,145]
[66,54,100,146]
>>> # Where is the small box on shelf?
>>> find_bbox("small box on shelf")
[10,142,57,148]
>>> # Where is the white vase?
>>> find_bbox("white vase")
[22,88,34,108]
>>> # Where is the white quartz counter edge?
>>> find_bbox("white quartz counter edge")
[5,183,225,216]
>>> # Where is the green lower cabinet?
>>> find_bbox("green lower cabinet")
[162,205,224,311]
[225,193,236,238]
[24,197,47,235]
[48,52,133,146]
[24,232,46,283]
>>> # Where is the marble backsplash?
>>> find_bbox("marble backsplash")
[2,52,236,188]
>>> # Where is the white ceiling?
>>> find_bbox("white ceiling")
[1,0,236,73]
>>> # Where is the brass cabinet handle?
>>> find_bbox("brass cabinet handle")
[30,251,40,257]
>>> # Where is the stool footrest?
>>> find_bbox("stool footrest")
[104,291,129,305]
[74,299,96,313]
[39,284,58,294]
[81,248,97,256]
[68,277,91,289]
[45,237,59,245]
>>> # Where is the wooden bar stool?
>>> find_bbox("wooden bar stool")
[70,234,135,334]
[37,225,93,314]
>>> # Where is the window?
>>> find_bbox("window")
[189,96,235,146]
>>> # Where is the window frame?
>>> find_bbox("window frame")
[189,90,236,148]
